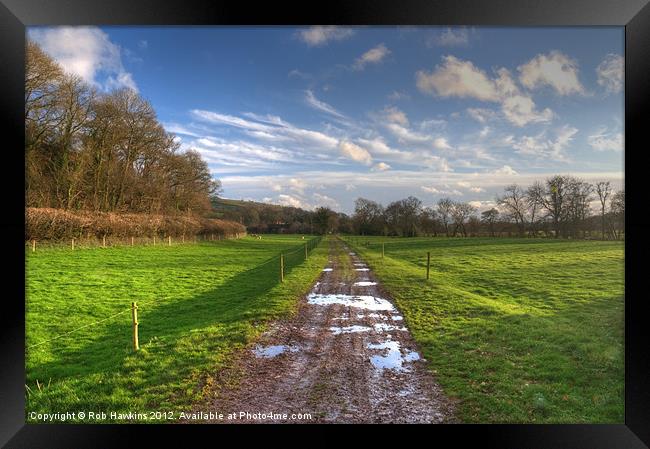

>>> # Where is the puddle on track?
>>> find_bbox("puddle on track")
[252,345,300,358]
[354,268,370,272]
[307,293,396,312]
[322,268,333,272]
[367,340,421,372]
[329,325,373,335]
[353,281,377,287]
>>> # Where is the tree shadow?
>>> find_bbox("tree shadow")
[27,250,314,408]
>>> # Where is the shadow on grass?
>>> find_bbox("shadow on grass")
[27,249,315,410]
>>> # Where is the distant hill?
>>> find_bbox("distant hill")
[209,197,314,233]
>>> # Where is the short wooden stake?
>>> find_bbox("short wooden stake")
[131,236,134,246]
[32,239,36,252]
[131,302,139,351]
[71,238,75,250]
[426,251,431,280]
[153,236,156,246]
[211,234,214,241]
[280,254,284,283]
[168,236,171,246]
[382,242,385,258]
[182,235,185,243]
[102,235,106,248]
[305,244,308,260]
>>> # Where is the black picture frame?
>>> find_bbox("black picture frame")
[1,0,648,447]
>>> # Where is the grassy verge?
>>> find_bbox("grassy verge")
[26,235,327,422]
[342,236,624,423]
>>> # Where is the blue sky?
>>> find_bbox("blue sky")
[29,26,624,213]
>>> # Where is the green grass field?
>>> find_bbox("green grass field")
[25,235,326,422]
[342,236,624,423]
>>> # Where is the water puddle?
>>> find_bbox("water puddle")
[392,315,404,321]
[353,281,377,287]
[367,340,421,372]
[349,252,356,256]
[322,268,333,272]
[353,263,367,267]
[355,268,370,272]
[373,323,408,333]
[252,344,300,358]
[329,325,372,335]
[307,293,396,312]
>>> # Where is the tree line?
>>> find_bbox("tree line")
[345,175,623,239]
[26,40,220,216]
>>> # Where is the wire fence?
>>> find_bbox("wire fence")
[26,236,323,353]
[25,232,250,251]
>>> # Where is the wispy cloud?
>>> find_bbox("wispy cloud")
[305,90,346,119]
[588,126,623,151]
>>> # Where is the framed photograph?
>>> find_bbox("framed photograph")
[1,0,649,447]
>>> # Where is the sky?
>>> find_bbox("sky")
[28,26,624,214]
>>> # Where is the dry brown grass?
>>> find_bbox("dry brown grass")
[26,208,246,241]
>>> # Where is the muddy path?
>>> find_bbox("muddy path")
[192,237,456,423]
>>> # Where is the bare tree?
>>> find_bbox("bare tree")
[437,198,454,237]
[497,184,528,237]
[595,181,612,240]
[481,208,500,237]
[450,201,477,237]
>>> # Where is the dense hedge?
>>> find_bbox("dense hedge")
[26,208,246,241]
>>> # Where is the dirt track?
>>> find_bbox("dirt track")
[193,237,456,423]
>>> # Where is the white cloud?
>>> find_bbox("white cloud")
[382,106,409,126]
[596,54,624,94]
[29,26,137,92]
[289,178,308,193]
[512,125,578,161]
[386,123,430,144]
[428,28,470,47]
[277,194,309,209]
[296,26,354,46]
[339,141,373,165]
[588,127,623,151]
[492,165,518,176]
[466,108,497,124]
[433,137,452,150]
[353,44,391,70]
[416,55,499,101]
[138,40,148,49]
[372,162,392,171]
[417,56,554,127]
[420,186,463,196]
[313,193,340,209]
[518,51,585,96]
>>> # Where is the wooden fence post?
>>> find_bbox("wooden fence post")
[382,242,385,259]
[131,236,134,246]
[102,235,106,248]
[71,238,75,250]
[211,234,214,241]
[168,236,171,246]
[280,254,284,283]
[426,251,431,280]
[32,239,36,252]
[305,244,308,260]
[182,235,185,244]
[153,236,156,246]
[131,302,139,351]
